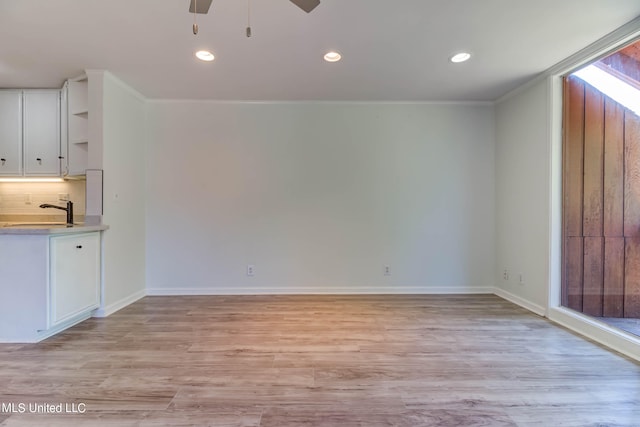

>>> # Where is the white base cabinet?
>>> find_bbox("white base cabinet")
[49,233,100,327]
[0,231,101,342]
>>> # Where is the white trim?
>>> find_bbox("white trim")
[496,16,640,104]
[548,20,640,77]
[149,99,494,106]
[493,288,547,317]
[36,312,93,342]
[548,307,640,362]
[102,71,148,103]
[0,338,39,344]
[495,73,548,105]
[93,289,145,317]
[0,313,93,343]
[146,285,495,296]
[86,69,147,103]
[547,75,564,310]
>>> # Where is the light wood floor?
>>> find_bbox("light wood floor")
[1,294,639,426]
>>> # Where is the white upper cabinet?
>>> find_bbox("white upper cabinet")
[0,91,23,176]
[23,90,61,176]
[0,89,61,177]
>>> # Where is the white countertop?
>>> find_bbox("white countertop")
[0,223,109,235]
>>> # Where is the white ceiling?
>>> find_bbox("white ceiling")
[1,0,640,101]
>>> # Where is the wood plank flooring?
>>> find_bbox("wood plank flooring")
[0,294,639,426]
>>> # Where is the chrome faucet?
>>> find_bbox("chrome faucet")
[39,201,74,226]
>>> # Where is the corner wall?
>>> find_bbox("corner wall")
[96,72,147,314]
[494,80,550,315]
[145,101,496,294]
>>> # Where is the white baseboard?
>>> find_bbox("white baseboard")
[93,289,146,317]
[146,285,495,296]
[548,306,640,362]
[36,313,94,342]
[493,287,547,316]
[0,313,93,343]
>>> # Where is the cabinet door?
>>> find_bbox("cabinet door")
[23,90,61,176]
[0,91,23,176]
[59,85,69,176]
[49,233,100,327]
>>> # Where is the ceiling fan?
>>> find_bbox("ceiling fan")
[189,0,320,14]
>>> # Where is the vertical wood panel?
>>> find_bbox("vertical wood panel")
[603,97,624,237]
[563,77,584,237]
[624,112,640,237]
[583,85,604,237]
[583,237,603,316]
[625,113,640,318]
[565,237,583,312]
[563,77,640,319]
[624,237,640,318]
[603,237,624,317]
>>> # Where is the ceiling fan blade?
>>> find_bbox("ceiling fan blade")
[289,0,320,13]
[189,0,213,14]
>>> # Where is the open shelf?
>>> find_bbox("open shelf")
[65,73,89,176]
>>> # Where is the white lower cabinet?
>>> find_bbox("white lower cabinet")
[49,233,100,327]
[0,231,101,342]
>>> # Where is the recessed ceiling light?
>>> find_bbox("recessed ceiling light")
[450,52,471,63]
[195,50,215,61]
[324,51,342,62]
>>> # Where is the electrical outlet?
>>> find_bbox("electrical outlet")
[384,265,391,276]
[503,269,509,280]
[24,193,32,205]
[247,264,255,277]
[519,273,525,285]
[58,193,70,202]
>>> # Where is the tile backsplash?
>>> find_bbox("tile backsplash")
[0,180,86,218]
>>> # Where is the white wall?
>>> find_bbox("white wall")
[494,80,550,314]
[98,72,147,314]
[145,101,495,294]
